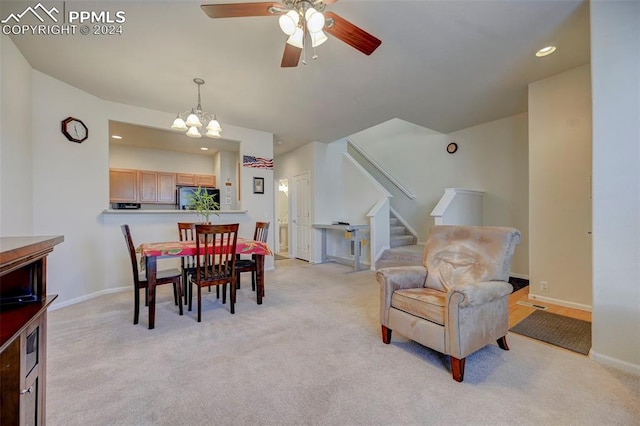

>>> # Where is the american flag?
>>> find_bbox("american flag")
[243,155,273,169]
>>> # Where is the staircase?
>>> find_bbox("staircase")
[376,213,422,269]
[390,213,416,248]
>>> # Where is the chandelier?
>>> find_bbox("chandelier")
[170,78,222,138]
[275,0,328,58]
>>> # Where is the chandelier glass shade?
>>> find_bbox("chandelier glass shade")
[170,78,222,139]
[278,2,328,50]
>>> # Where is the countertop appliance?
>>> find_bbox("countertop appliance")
[112,203,141,210]
[177,186,220,210]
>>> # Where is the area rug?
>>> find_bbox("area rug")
[510,310,591,355]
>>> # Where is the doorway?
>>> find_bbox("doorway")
[276,178,289,259]
[292,172,311,261]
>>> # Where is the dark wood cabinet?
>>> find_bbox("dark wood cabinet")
[0,236,63,426]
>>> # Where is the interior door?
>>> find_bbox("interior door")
[293,172,310,261]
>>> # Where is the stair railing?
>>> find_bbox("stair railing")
[347,138,415,199]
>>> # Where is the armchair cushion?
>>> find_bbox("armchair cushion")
[423,226,522,292]
[392,288,446,325]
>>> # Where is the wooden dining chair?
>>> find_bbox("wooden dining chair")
[121,224,183,325]
[177,222,198,305]
[190,223,239,322]
[235,222,270,291]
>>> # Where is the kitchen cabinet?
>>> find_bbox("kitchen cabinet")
[0,236,63,426]
[139,171,176,204]
[196,174,216,187]
[110,169,214,204]
[176,173,216,188]
[109,168,138,202]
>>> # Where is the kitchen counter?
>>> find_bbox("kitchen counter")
[102,209,247,215]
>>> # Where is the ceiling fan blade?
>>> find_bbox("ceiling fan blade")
[281,43,302,67]
[324,12,381,56]
[201,2,285,19]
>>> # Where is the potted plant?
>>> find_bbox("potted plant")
[187,186,220,223]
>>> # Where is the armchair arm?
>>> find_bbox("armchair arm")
[377,266,427,325]
[445,281,513,359]
[447,281,513,308]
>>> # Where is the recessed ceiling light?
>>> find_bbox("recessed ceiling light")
[536,46,557,57]
[111,135,122,139]
[200,147,209,151]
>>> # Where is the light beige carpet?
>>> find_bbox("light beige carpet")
[47,259,640,425]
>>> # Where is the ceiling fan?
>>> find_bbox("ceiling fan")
[201,1,382,67]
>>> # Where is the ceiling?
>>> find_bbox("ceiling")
[109,120,239,156]
[4,0,590,156]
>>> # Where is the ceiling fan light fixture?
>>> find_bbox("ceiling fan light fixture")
[287,26,304,48]
[171,115,187,131]
[279,10,299,35]
[305,8,324,33]
[311,30,328,47]
[186,126,203,138]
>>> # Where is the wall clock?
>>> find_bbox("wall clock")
[61,117,88,143]
[446,142,458,154]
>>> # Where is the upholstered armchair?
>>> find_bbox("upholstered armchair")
[377,225,521,382]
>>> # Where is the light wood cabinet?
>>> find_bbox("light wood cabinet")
[176,173,216,187]
[138,170,158,203]
[110,169,214,204]
[109,169,138,202]
[138,171,177,204]
[157,173,177,203]
[176,173,197,186]
[196,174,216,187]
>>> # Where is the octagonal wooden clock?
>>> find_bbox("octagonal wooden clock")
[61,117,88,143]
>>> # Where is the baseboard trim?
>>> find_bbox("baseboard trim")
[590,350,640,376]
[510,272,529,280]
[528,293,592,312]
[50,286,130,311]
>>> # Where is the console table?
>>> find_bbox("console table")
[0,236,64,425]
[313,224,369,271]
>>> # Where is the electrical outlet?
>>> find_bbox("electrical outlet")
[540,281,549,292]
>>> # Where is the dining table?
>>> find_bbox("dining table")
[138,237,272,329]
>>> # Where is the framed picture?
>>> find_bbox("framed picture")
[253,177,264,194]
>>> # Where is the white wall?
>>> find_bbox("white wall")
[351,115,529,277]
[215,150,238,210]
[1,35,33,235]
[528,65,592,309]
[109,144,216,174]
[31,70,109,301]
[274,141,319,261]
[590,1,640,375]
